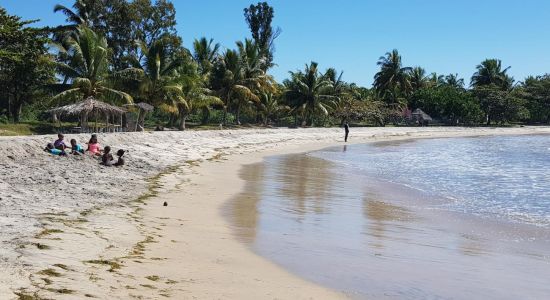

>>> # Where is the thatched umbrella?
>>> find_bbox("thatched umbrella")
[48,97,127,132]
[411,108,433,126]
[123,102,154,132]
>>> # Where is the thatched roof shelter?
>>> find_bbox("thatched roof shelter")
[411,108,432,122]
[48,97,127,132]
[123,102,154,132]
[134,102,154,112]
[48,97,127,117]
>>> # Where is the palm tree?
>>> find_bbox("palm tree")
[258,92,288,126]
[52,0,103,43]
[120,38,190,128]
[176,59,223,129]
[284,62,335,126]
[52,26,132,105]
[373,49,412,102]
[471,59,511,89]
[428,72,445,87]
[54,1,91,27]
[192,37,220,78]
[409,67,428,92]
[444,73,465,89]
[210,40,264,125]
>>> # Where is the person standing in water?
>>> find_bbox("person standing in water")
[344,122,350,142]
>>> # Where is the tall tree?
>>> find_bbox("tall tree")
[0,8,55,122]
[52,26,132,105]
[522,75,550,123]
[53,0,180,71]
[176,55,223,130]
[210,40,265,125]
[409,67,428,92]
[443,73,465,89]
[284,62,335,126]
[471,59,522,124]
[193,37,220,78]
[373,49,412,104]
[471,59,511,88]
[243,2,281,71]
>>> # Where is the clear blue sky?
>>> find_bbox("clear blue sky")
[2,0,550,86]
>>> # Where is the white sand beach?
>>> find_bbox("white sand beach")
[1,126,550,299]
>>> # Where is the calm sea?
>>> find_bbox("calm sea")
[230,135,550,299]
[312,135,550,227]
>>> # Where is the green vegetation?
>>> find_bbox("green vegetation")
[37,268,61,277]
[145,275,160,281]
[1,1,550,131]
[84,259,122,272]
[35,228,63,238]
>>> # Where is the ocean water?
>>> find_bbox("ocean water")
[229,135,550,299]
[311,135,550,227]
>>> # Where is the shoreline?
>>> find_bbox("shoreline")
[230,140,550,298]
[3,126,550,298]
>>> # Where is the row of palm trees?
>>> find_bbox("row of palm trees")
[48,9,520,129]
[374,49,514,100]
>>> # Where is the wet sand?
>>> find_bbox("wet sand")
[228,150,550,299]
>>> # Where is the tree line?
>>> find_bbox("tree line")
[1,0,549,129]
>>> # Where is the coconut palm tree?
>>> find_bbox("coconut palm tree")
[52,0,104,43]
[373,49,412,101]
[54,1,91,27]
[192,37,220,78]
[210,40,264,125]
[284,62,335,126]
[428,72,445,87]
[52,26,132,105]
[409,67,428,92]
[471,59,511,88]
[176,58,223,129]
[119,38,192,128]
[444,73,465,89]
[258,92,288,126]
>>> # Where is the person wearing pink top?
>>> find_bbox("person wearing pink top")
[86,134,102,156]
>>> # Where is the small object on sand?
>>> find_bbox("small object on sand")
[7,155,15,160]
[163,201,168,207]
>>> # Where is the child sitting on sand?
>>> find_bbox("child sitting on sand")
[44,143,66,156]
[87,134,102,156]
[100,146,114,166]
[54,134,67,150]
[70,139,84,155]
[114,149,125,167]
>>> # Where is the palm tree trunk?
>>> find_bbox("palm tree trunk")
[179,113,187,130]
[201,107,210,125]
[236,104,241,125]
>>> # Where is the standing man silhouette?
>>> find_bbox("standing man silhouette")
[344,122,349,142]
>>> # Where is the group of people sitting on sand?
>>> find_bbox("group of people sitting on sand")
[44,133,125,167]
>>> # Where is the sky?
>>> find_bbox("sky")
[2,0,550,87]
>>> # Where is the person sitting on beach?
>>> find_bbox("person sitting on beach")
[100,146,114,166]
[87,134,102,156]
[54,134,67,150]
[44,143,66,156]
[70,139,85,155]
[114,149,125,167]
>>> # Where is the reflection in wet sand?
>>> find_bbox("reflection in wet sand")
[230,162,265,242]
[362,198,414,249]
[228,150,550,299]
[273,155,334,217]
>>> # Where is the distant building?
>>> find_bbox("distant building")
[411,108,432,126]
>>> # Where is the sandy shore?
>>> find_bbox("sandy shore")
[2,126,550,299]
